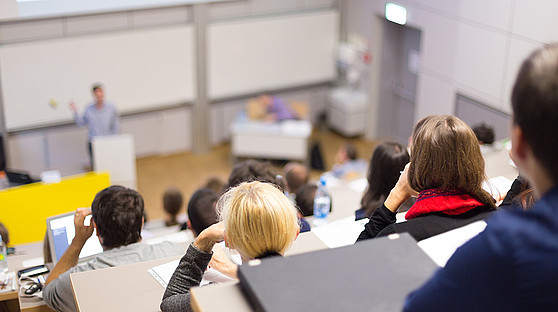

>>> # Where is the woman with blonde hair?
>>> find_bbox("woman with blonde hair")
[160,181,300,312]
[357,115,496,242]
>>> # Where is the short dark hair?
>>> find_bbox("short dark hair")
[361,141,409,217]
[163,187,184,216]
[0,222,8,245]
[512,43,558,183]
[472,123,495,145]
[92,84,103,93]
[226,159,283,190]
[187,188,219,235]
[295,184,317,217]
[345,142,358,160]
[91,186,144,249]
[284,162,309,193]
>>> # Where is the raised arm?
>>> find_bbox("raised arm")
[160,222,225,312]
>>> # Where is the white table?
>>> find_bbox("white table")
[230,120,312,162]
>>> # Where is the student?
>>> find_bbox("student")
[283,162,309,194]
[43,186,184,312]
[355,141,410,220]
[356,115,496,242]
[332,142,367,179]
[181,188,219,236]
[404,44,558,311]
[226,159,283,190]
[162,187,184,227]
[295,183,317,217]
[160,181,299,312]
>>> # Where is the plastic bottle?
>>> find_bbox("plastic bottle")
[313,177,331,226]
[0,234,7,273]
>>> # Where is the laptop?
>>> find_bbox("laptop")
[6,170,40,186]
[237,233,438,312]
[46,211,104,264]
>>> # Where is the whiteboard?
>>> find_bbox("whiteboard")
[0,25,195,131]
[208,10,339,99]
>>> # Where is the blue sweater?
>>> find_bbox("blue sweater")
[404,185,558,311]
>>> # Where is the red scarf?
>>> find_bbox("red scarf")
[405,189,484,220]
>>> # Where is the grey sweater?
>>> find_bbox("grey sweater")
[160,243,213,312]
[43,241,184,312]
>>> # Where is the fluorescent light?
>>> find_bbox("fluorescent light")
[385,2,407,25]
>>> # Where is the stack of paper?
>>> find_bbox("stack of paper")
[0,272,17,293]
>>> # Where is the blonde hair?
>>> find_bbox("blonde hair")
[409,115,496,208]
[218,181,299,259]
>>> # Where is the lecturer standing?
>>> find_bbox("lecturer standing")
[70,84,120,168]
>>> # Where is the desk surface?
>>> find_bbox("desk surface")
[4,242,54,311]
[70,231,326,312]
[71,256,179,312]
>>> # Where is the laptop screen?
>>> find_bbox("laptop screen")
[46,212,103,264]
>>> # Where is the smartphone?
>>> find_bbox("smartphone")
[17,264,49,278]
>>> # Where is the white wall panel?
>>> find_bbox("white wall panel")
[250,0,298,14]
[415,0,459,16]
[46,127,89,175]
[66,12,129,35]
[415,73,454,119]
[512,0,558,44]
[7,132,47,175]
[459,0,512,31]
[501,38,543,111]
[120,114,159,157]
[156,107,192,154]
[132,6,189,28]
[302,0,335,9]
[0,19,64,43]
[209,1,248,20]
[454,23,507,101]
[414,10,459,79]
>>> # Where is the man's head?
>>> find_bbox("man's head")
[91,186,144,249]
[187,188,219,237]
[91,84,104,104]
[283,162,309,193]
[472,123,495,145]
[295,183,317,217]
[226,159,283,190]
[511,43,558,197]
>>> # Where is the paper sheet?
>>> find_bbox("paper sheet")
[311,216,368,249]
[417,221,487,267]
[483,176,514,202]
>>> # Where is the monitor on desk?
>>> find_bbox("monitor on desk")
[46,212,103,264]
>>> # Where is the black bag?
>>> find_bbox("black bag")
[310,141,325,170]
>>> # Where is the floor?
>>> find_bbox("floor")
[137,128,378,220]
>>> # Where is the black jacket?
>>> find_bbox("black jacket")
[356,203,495,242]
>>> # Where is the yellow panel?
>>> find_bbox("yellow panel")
[0,172,110,245]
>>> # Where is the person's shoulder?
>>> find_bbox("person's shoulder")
[149,240,185,256]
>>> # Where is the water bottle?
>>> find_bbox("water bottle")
[0,234,7,273]
[313,177,331,226]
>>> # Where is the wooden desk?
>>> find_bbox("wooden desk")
[3,242,54,312]
[71,256,179,312]
[69,231,326,312]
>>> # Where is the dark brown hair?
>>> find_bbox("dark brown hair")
[360,141,409,217]
[91,185,144,249]
[512,43,558,183]
[163,187,184,226]
[408,115,496,208]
